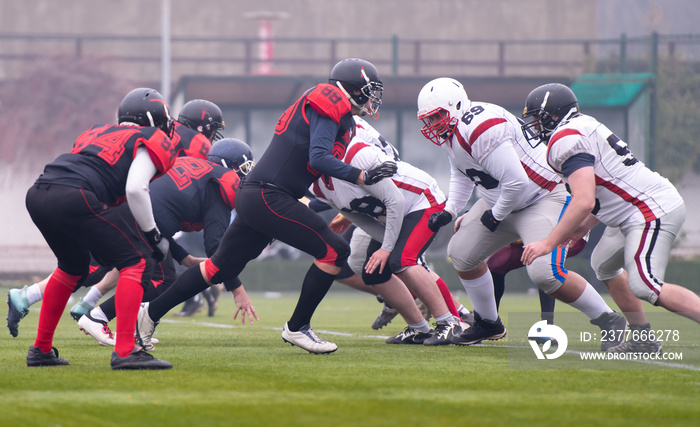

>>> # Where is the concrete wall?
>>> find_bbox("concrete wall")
[0,0,600,82]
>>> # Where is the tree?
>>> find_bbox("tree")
[0,56,134,174]
[655,58,700,182]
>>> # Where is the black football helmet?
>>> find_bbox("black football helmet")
[522,83,579,146]
[117,88,173,135]
[178,99,225,142]
[207,138,255,178]
[329,58,383,118]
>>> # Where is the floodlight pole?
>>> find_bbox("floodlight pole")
[161,0,172,103]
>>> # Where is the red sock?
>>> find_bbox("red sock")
[114,261,146,357]
[34,268,79,353]
[435,278,460,317]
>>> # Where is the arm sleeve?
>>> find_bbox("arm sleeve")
[201,184,233,258]
[480,141,529,221]
[444,160,475,217]
[308,197,332,213]
[561,153,595,177]
[340,211,387,243]
[168,239,189,264]
[308,109,363,183]
[362,178,404,252]
[125,146,158,231]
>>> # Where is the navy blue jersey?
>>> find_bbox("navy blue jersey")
[150,156,239,262]
[245,83,361,198]
[36,124,176,206]
[170,121,212,160]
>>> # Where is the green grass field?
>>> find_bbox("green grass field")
[1,287,699,427]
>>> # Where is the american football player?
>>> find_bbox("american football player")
[521,83,700,353]
[417,77,626,347]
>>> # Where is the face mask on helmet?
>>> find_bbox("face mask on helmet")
[416,78,469,146]
[178,99,225,142]
[329,58,383,119]
[118,88,174,137]
[522,83,579,147]
[207,138,255,179]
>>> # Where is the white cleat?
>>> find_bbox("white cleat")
[78,313,116,346]
[136,302,156,351]
[281,322,337,354]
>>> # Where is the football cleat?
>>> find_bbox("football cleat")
[451,312,506,345]
[386,326,435,345]
[202,285,221,317]
[371,303,398,330]
[281,322,337,354]
[606,323,662,355]
[590,311,627,351]
[459,309,475,326]
[111,346,172,370]
[136,302,156,351]
[172,295,205,317]
[78,313,115,346]
[423,318,468,346]
[70,298,95,322]
[7,286,30,337]
[27,346,69,367]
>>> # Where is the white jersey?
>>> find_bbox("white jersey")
[547,114,683,227]
[310,138,445,251]
[443,101,561,220]
[354,116,400,161]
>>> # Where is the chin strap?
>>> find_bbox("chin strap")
[335,81,373,117]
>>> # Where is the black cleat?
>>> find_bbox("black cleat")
[451,312,506,345]
[590,311,627,351]
[111,347,172,370]
[172,295,205,318]
[423,319,468,346]
[202,286,221,317]
[386,326,435,344]
[27,346,70,367]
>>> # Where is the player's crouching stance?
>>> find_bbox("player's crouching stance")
[135,58,395,354]
[310,135,467,345]
[24,88,176,370]
[417,78,627,348]
[520,83,700,353]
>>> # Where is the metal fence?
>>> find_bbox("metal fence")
[2,33,700,83]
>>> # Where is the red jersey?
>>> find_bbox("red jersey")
[170,121,212,159]
[36,124,177,206]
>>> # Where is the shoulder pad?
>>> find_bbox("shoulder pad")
[306,83,352,124]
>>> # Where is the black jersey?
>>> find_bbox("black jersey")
[246,83,360,199]
[150,156,239,262]
[36,124,176,206]
[171,121,212,160]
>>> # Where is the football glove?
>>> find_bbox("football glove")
[143,227,170,262]
[428,211,453,232]
[480,209,501,232]
[364,161,397,185]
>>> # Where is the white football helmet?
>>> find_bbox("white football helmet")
[416,77,470,146]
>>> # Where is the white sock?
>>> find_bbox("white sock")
[408,319,431,333]
[568,282,613,320]
[26,283,43,306]
[457,304,470,315]
[435,311,462,323]
[460,270,499,321]
[82,287,103,307]
[89,307,109,323]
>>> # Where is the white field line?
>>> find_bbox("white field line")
[160,318,700,370]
